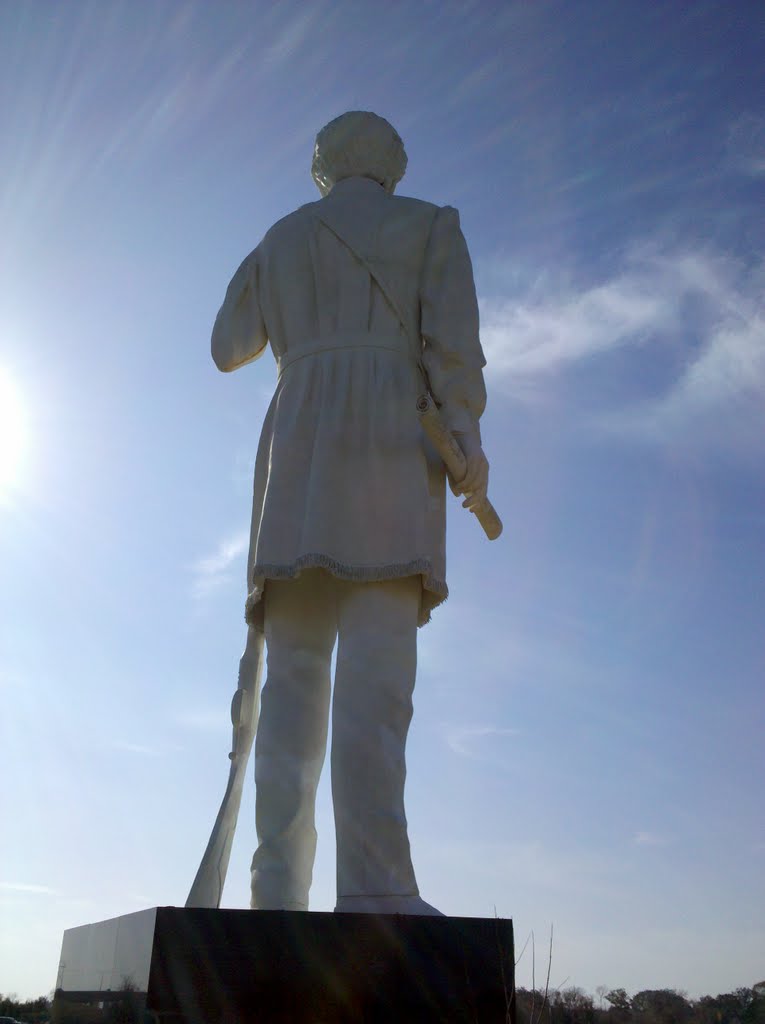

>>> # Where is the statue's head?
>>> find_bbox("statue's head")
[311,111,407,197]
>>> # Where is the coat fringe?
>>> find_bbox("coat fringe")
[244,553,448,630]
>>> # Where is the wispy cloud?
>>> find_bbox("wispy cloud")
[264,7,327,67]
[190,529,249,600]
[726,113,765,177]
[481,258,678,379]
[0,881,55,894]
[174,707,230,734]
[481,244,765,451]
[633,831,670,847]
[425,837,628,901]
[111,740,161,757]
[441,723,519,758]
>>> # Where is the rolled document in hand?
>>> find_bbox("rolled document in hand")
[416,394,503,540]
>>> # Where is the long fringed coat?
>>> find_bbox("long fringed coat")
[211,175,487,628]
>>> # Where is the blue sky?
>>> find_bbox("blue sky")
[1,0,763,1001]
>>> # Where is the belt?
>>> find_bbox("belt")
[276,330,416,379]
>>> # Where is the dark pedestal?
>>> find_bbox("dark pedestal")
[53,906,514,1023]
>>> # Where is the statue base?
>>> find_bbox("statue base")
[53,906,515,1023]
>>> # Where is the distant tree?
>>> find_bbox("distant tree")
[602,987,631,1024]
[632,989,692,1024]
[516,987,551,1024]
[0,993,19,1016]
[749,988,765,1024]
[551,987,596,1024]
[700,987,765,1024]
[0,992,50,1023]
[606,990,633,1014]
[516,988,536,1024]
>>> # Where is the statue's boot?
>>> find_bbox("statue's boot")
[335,894,445,916]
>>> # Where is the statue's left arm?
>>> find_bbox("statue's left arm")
[420,206,489,507]
[211,249,268,372]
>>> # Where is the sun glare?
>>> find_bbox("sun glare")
[0,367,26,491]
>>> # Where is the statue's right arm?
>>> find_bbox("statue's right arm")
[211,251,268,372]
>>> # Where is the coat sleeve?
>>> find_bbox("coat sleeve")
[420,206,486,438]
[211,248,268,372]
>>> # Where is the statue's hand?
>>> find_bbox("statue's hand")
[449,431,489,512]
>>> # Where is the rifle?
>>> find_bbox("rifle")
[185,624,264,908]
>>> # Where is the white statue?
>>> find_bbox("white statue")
[189,112,492,916]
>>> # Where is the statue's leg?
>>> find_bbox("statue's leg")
[251,571,337,910]
[332,576,441,913]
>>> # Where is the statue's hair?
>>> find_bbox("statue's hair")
[311,111,407,196]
